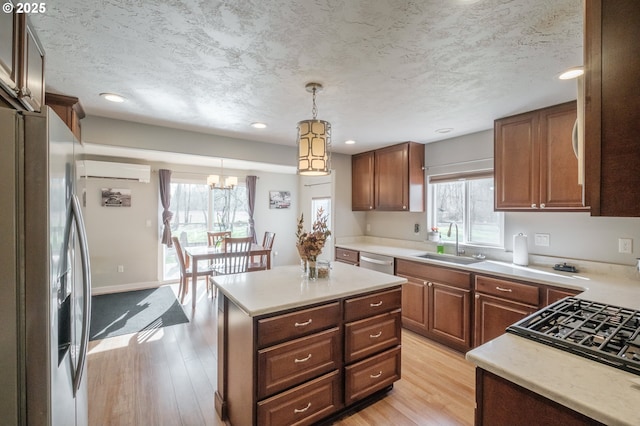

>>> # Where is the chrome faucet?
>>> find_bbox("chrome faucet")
[447,222,464,256]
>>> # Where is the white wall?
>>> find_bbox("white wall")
[81,116,362,290]
[363,131,640,266]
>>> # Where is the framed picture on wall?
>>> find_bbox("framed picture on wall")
[269,191,291,209]
[101,188,132,207]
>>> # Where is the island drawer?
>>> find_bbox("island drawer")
[344,287,402,322]
[257,370,342,426]
[257,302,341,348]
[475,275,539,306]
[345,310,401,363]
[257,327,341,399]
[344,346,401,405]
[335,247,359,265]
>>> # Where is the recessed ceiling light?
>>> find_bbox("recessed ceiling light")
[559,67,584,80]
[344,140,356,145]
[251,122,267,129]
[435,128,453,134]
[100,92,126,103]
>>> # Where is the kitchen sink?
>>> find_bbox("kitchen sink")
[413,253,483,265]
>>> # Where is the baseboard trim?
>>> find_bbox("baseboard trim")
[91,281,174,296]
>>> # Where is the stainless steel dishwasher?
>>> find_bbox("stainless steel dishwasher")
[358,251,395,275]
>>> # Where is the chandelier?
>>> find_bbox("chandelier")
[296,82,331,176]
[207,159,238,190]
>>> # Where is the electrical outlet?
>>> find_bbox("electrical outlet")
[117,265,124,273]
[534,233,550,247]
[619,238,633,254]
[414,223,420,234]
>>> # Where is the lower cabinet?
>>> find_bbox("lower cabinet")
[257,371,343,426]
[335,247,359,266]
[474,275,539,346]
[475,368,604,426]
[397,259,472,352]
[219,286,402,425]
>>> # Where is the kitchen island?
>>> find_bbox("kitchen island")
[211,262,406,425]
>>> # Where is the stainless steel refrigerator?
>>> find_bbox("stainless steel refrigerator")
[0,106,91,425]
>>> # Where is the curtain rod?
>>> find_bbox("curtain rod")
[304,182,330,187]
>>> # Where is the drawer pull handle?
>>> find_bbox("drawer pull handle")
[496,286,513,293]
[293,402,312,414]
[370,301,383,307]
[370,331,383,339]
[294,354,312,363]
[294,319,313,327]
[370,370,383,379]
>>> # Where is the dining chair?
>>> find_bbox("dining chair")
[209,237,253,297]
[172,236,214,303]
[248,231,276,271]
[207,231,231,248]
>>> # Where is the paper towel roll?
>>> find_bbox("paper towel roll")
[513,233,529,266]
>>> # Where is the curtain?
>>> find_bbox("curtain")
[159,169,173,246]
[246,175,257,243]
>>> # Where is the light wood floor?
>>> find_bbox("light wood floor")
[88,283,475,425]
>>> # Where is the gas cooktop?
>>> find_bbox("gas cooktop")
[507,297,640,376]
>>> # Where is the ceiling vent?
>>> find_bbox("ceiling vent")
[76,160,151,183]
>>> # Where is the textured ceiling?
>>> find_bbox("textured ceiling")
[30,0,583,155]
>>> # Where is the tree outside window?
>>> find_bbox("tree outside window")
[431,176,503,247]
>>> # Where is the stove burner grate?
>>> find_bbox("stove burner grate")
[507,297,640,376]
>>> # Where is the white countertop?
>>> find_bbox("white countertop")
[336,241,640,425]
[211,262,406,317]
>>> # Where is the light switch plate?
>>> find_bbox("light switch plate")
[534,233,550,247]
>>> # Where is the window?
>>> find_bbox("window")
[430,173,503,247]
[162,181,249,281]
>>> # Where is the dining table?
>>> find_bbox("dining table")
[183,243,272,309]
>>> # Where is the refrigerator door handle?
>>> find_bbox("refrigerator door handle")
[70,193,91,396]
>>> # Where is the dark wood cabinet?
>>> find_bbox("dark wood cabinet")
[475,368,604,426]
[0,1,20,103]
[375,142,424,211]
[217,286,401,425]
[46,92,85,141]
[352,151,375,211]
[473,275,539,347]
[495,102,587,211]
[0,10,45,112]
[544,286,581,306]
[335,247,359,266]
[396,259,472,352]
[584,0,640,217]
[351,142,425,212]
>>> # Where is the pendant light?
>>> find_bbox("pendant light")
[296,82,331,176]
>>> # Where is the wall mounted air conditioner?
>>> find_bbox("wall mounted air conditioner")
[76,160,151,183]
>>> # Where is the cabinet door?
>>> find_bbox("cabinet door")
[352,151,375,211]
[0,2,19,97]
[429,282,471,352]
[399,277,427,331]
[539,102,587,209]
[18,17,45,112]
[474,293,536,347]
[584,0,640,217]
[375,143,409,210]
[494,112,539,210]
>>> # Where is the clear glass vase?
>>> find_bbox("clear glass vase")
[307,257,317,281]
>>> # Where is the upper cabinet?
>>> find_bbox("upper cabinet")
[584,0,640,217]
[494,101,588,211]
[46,92,86,141]
[352,141,425,212]
[0,7,45,112]
[351,151,375,210]
[0,2,20,101]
